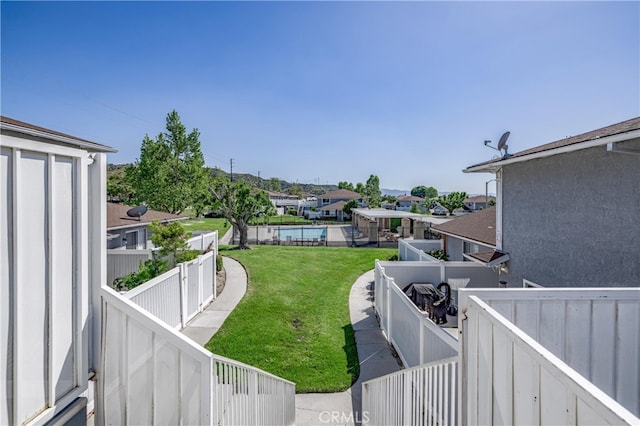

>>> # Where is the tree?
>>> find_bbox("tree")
[354,182,365,195]
[268,177,282,192]
[343,199,359,216]
[411,185,438,200]
[437,191,468,215]
[127,110,207,214]
[338,181,355,191]
[149,220,193,266]
[288,184,304,198]
[364,174,382,208]
[107,165,135,203]
[209,178,275,249]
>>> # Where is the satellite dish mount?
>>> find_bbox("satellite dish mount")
[484,131,511,159]
[126,205,148,221]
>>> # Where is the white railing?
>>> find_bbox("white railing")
[187,230,218,252]
[375,262,459,368]
[362,357,458,426]
[398,239,443,261]
[100,287,296,425]
[124,251,216,329]
[106,249,153,287]
[461,293,639,425]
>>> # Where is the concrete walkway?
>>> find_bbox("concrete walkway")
[295,270,402,426]
[180,257,401,426]
[180,256,247,345]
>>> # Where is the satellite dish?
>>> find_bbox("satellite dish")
[126,205,148,221]
[497,131,510,151]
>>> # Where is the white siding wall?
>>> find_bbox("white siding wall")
[1,137,90,425]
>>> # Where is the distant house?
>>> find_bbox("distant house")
[395,195,424,211]
[431,207,509,269]
[465,116,640,287]
[317,189,363,221]
[464,195,495,211]
[107,202,187,249]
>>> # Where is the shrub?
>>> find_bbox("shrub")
[113,257,168,291]
[427,249,449,261]
[216,254,224,272]
[387,253,399,261]
[175,249,200,264]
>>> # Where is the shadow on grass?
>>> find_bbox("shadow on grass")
[343,324,360,386]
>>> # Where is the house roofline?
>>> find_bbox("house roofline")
[1,118,117,153]
[464,129,640,173]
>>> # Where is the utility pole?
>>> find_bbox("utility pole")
[230,158,234,182]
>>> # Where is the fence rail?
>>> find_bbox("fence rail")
[124,251,216,329]
[363,357,459,426]
[100,286,295,425]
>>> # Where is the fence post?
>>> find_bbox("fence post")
[198,255,204,312]
[200,233,205,251]
[180,263,187,328]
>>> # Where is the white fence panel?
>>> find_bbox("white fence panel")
[460,288,640,418]
[375,262,459,368]
[363,357,458,426]
[100,287,296,425]
[186,258,200,322]
[202,251,215,304]
[462,295,639,425]
[106,249,153,287]
[398,239,443,261]
[101,287,213,425]
[187,230,218,252]
[126,268,182,328]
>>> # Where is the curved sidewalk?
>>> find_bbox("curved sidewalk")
[180,258,401,425]
[180,256,247,345]
[295,270,402,426]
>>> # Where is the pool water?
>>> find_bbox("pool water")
[276,227,326,240]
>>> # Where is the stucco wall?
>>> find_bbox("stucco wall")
[445,236,465,261]
[501,140,640,287]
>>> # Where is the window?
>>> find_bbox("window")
[125,231,138,249]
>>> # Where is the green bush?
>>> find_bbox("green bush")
[113,257,168,291]
[216,254,224,272]
[176,249,200,264]
[427,249,449,261]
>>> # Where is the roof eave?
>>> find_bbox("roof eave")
[463,129,640,173]
[1,121,117,153]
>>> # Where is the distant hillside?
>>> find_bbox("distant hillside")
[107,163,339,196]
[381,188,410,197]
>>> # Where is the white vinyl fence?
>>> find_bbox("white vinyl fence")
[187,230,218,252]
[398,239,443,261]
[124,251,216,329]
[100,287,296,426]
[461,293,639,425]
[374,262,459,368]
[459,288,640,421]
[107,249,153,287]
[363,357,458,426]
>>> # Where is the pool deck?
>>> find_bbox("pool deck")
[232,224,366,246]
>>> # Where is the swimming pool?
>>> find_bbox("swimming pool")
[276,227,326,240]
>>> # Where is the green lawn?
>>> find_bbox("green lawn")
[205,246,396,393]
[181,217,231,235]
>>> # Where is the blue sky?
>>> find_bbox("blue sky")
[2,1,638,195]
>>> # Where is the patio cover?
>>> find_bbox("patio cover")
[464,250,510,268]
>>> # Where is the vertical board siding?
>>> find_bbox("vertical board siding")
[202,252,215,302]
[17,151,48,423]
[106,250,153,288]
[51,156,76,402]
[0,147,13,425]
[187,260,200,319]
[129,270,182,328]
